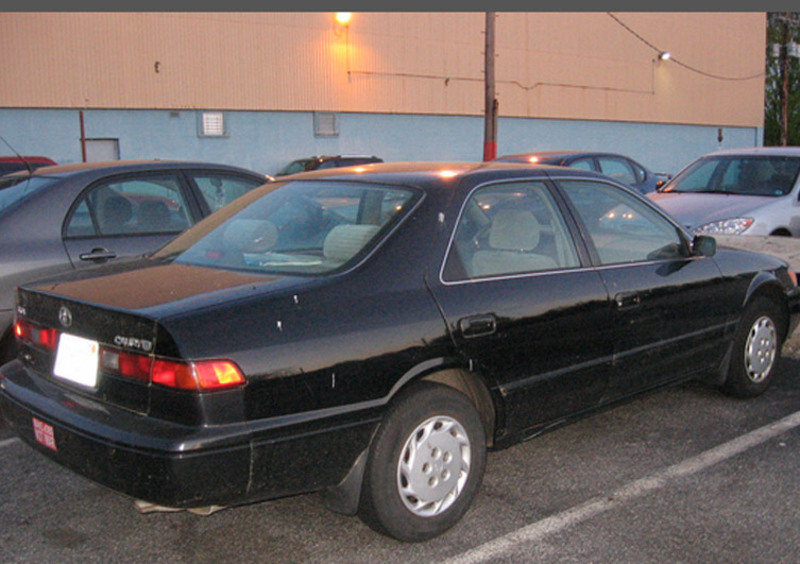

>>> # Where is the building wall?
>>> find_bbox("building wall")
[0,107,759,178]
[0,12,767,177]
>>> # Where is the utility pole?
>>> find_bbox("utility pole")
[771,12,799,146]
[781,12,790,146]
[483,12,498,161]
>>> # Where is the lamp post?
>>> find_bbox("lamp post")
[483,12,498,161]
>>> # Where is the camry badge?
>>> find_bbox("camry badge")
[58,306,73,328]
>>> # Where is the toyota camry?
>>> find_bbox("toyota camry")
[1,161,798,542]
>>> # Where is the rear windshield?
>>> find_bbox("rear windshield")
[0,175,59,212]
[157,179,421,275]
[664,155,800,197]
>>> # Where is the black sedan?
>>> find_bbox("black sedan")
[1,162,798,543]
[494,150,671,194]
[0,160,269,363]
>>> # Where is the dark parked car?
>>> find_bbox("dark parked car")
[648,147,800,236]
[0,160,269,362]
[2,162,798,542]
[0,155,57,175]
[275,154,383,176]
[493,151,671,194]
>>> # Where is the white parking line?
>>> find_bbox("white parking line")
[447,410,800,564]
[0,437,20,449]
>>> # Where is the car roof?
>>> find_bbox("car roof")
[6,159,265,179]
[496,151,630,161]
[273,160,609,191]
[700,146,800,158]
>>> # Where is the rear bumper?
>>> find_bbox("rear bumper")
[0,359,379,509]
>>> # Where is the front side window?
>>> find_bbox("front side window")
[443,180,580,281]
[597,157,639,186]
[560,180,684,265]
[162,180,420,275]
[65,175,192,238]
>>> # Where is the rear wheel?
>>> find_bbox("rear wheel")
[358,382,486,542]
[721,297,784,398]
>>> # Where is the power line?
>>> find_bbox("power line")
[607,12,764,82]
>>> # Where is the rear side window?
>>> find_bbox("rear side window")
[66,174,192,238]
[443,180,581,281]
[0,176,57,212]
[568,158,594,172]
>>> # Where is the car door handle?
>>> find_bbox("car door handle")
[615,291,642,309]
[459,314,497,338]
[79,248,118,262]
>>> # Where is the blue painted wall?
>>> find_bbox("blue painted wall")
[1,108,761,178]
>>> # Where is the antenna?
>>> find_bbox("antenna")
[0,134,34,175]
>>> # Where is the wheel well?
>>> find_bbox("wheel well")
[747,286,790,339]
[421,369,496,447]
[770,228,792,237]
[0,326,17,365]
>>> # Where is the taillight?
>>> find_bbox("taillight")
[14,319,58,351]
[100,346,244,391]
[152,358,245,391]
[101,348,151,382]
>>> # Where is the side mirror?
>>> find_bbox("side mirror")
[692,235,716,257]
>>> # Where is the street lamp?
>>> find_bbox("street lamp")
[335,12,352,35]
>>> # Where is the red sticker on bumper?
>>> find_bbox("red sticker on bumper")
[33,417,57,451]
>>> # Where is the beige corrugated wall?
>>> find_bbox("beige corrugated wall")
[0,12,765,127]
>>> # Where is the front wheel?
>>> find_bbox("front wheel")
[358,382,486,542]
[721,297,785,398]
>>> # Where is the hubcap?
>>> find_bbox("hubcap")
[745,315,777,383]
[397,415,471,517]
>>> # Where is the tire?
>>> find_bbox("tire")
[358,382,487,542]
[721,297,785,398]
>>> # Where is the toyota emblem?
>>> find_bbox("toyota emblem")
[58,306,73,328]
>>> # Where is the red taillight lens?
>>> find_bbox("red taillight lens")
[152,359,245,391]
[14,319,58,351]
[71,342,244,392]
[100,348,152,382]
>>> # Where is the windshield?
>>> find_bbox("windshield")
[155,179,421,275]
[0,175,59,212]
[664,155,800,197]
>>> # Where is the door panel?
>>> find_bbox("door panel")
[63,173,194,268]
[432,180,612,440]
[558,179,734,400]
[430,272,612,439]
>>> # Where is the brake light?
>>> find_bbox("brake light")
[152,358,245,390]
[14,319,58,351]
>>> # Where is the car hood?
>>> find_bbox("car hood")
[648,192,774,229]
[24,262,304,316]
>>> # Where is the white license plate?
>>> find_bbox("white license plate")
[53,333,100,388]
